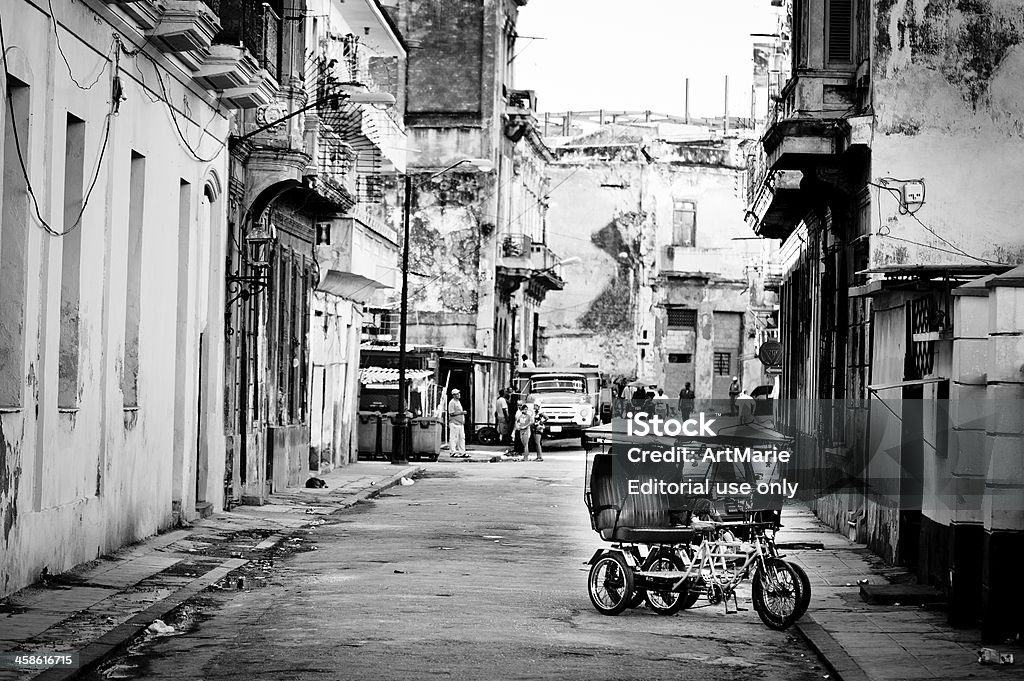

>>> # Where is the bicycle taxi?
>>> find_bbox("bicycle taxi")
[582,414,810,629]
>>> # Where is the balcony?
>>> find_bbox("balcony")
[496,234,565,299]
[311,129,358,205]
[193,43,259,90]
[102,0,164,30]
[312,56,407,174]
[505,88,537,115]
[315,213,398,304]
[145,0,219,68]
[147,1,220,69]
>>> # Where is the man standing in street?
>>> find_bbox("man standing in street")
[447,389,468,458]
[506,384,519,446]
[678,382,695,418]
[728,376,741,416]
[494,389,510,446]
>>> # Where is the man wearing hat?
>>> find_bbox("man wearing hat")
[447,388,468,457]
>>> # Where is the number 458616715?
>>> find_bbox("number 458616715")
[1,652,79,668]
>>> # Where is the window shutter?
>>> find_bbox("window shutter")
[827,0,854,64]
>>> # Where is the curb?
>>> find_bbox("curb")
[31,559,246,681]
[794,614,872,681]
[329,465,424,511]
[32,465,424,681]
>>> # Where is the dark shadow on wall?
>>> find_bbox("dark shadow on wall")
[577,220,637,332]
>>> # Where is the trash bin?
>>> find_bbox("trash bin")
[378,412,396,460]
[357,412,382,461]
[411,417,442,461]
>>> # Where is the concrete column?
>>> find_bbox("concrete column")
[981,266,1024,641]
[946,278,992,625]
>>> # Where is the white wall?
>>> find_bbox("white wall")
[0,0,229,595]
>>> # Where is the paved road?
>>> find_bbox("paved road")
[86,448,825,681]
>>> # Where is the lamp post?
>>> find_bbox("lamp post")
[393,157,494,464]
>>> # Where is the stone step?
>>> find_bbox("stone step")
[859,583,946,606]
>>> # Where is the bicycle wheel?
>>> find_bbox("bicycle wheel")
[643,552,688,615]
[786,560,812,619]
[588,552,635,616]
[752,558,800,630]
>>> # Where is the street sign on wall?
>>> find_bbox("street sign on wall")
[758,340,783,369]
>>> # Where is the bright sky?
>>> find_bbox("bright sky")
[515,0,781,118]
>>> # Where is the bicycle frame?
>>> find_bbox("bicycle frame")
[670,522,776,598]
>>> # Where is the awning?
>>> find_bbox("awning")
[359,367,434,385]
[867,377,948,393]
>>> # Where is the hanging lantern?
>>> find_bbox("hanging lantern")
[246,219,277,269]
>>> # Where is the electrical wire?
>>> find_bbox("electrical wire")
[131,47,226,163]
[46,0,115,91]
[868,179,1008,265]
[0,11,113,237]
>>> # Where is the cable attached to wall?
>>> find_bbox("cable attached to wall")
[129,46,227,164]
[868,179,1008,266]
[0,11,113,238]
[47,0,115,91]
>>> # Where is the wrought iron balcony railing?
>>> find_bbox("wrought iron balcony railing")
[207,0,282,81]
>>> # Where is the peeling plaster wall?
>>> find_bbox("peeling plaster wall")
[309,295,361,468]
[871,0,1024,268]
[0,0,229,596]
[542,136,775,391]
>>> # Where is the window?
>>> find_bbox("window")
[668,353,693,364]
[667,306,697,329]
[0,77,30,408]
[672,200,696,246]
[122,152,145,407]
[713,352,732,375]
[59,114,86,408]
[826,0,854,64]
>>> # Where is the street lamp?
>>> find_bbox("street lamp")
[226,219,278,305]
[392,158,494,465]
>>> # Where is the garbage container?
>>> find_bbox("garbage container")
[378,412,396,460]
[410,417,442,461]
[357,412,382,461]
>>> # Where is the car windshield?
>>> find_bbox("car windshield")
[530,377,586,393]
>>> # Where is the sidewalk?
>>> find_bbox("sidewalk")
[780,505,1021,681]
[0,462,422,681]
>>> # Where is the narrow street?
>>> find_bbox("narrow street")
[86,449,824,681]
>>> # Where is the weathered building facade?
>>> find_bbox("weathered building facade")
[304,0,406,471]
[541,126,778,399]
[0,0,272,595]
[382,0,563,433]
[747,0,1024,639]
[222,0,405,501]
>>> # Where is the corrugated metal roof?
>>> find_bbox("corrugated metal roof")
[359,367,434,385]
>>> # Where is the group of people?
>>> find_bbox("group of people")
[618,376,753,418]
[444,385,547,461]
[494,388,545,461]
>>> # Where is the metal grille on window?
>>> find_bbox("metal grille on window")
[713,352,731,375]
[908,295,937,379]
[667,306,697,329]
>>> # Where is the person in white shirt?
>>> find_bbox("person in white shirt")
[736,389,755,422]
[521,354,535,368]
[447,389,468,457]
[494,389,510,443]
[514,404,534,460]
